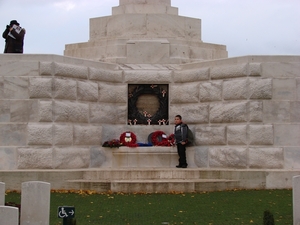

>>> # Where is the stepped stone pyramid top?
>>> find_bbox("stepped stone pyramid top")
[64,0,228,64]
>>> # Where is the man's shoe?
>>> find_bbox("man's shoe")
[176,165,182,168]
[181,165,187,168]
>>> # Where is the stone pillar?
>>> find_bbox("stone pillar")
[0,182,4,205]
[20,181,51,225]
[293,175,300,225]
[0,206,19,225]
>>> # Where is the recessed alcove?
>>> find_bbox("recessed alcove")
[128,84,169,125]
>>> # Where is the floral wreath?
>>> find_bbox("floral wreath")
[120,131,138,147]
[151,131,174,146]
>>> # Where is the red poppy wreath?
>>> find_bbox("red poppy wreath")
[119,131,138,147]
[151,130,172,146]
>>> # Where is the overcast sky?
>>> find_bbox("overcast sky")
[0,0,299,58]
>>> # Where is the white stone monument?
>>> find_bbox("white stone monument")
[20,181,51,225]
[0,206,19,225]
[0,182,4,205]
[293,176,300,225]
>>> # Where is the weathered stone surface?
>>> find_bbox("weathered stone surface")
[209,147,247,168]
[10,100,39,122]
[293,176,300,225]
[170,83,199,103]
[39,101,53,122]
[210,64,247,79]
[249,148,283,169]
[29,77,52,98]
[78,80,98,102]
[90,147,107,167]
[0,77,4,99]
[199,81,222,102]
[99,83,127,103]
[169,104,209,124]
[195,126,226,145]
[89,67,123,83]
[74,125,102,145]
[3,77,29,99]
[249,101,263,122]
[263,101,290,123]
[210,102,247,123]
[28,124,53,145]
[284,147,300,169]
[194,146,209,168]
[274,124,300,146]
[0,124,27,146]
[54,78,77,100]
[248,63,261,76]
[0,61,39,77]
[17,148,53,169]
[0,182,4,205]
[54,62,88,79]
[0,100,10,122]
[227,125,247,145]
[248,125,273,145]
[124,70,172,83]
[249,78,272,99]
[297,78,300,100]
[173,68,209,83]
[291,101,300,122]
[272,78,296,100]
[54,101,89,123]
[0,206,19,225]
[223,79,248,100]
[53,147,90,169]
[261,62,300,78]
[54,124,73,145]
[40,62,53,75]
[0,147,16,170]
[90,103,127,124]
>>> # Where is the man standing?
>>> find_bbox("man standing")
[174,115,188,168]
[2,20,26,53]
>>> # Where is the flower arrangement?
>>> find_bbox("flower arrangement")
[102,139,122,148]
[151,131,174,146]
[119,131,138,147]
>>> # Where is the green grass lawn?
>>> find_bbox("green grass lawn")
[5,189,292,225]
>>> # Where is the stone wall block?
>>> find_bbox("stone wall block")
[227,125,247,145]
[173,68,209,83]
[124,70,172,83]
[0,77,4,99]
[170,83,199,103]
[78,80,98,102]
[248,63,262,76]
[54,101,89,123]
[74,125,102,145]
[274,124,300,146]
[210,102,247,123]
[0,124,27,146]
[248,125,273,145]
[210,64,247,79]
[169,104,209,124]
[99,83,127,103]
[249,78,272,99]
[223,78,248,100]
[90,103,128,124]
[54,124,73,145]
[53,62,88,79]
[209,147,247,168]
[90,146,106,168]
[249,101,263,122]
[40,62,53,75]
[29,77,52,98]
[54,78,77,100]
[261,62,300,78]
[0,147,17,170]
[194,146,209,168]
[28,124,53,145]
[89,67,123,83]
[0,100,10,122]
[10,100,39,122]
[272,78,296,100]
[284,147,300,169]
[39,101,53,122]
[17,148,53,169]
[0,61,39,77]
[249,147,283,169]
[296,78,300,100]
[291,101,300,122]
[199,81,222,102]
[53,147,90,169]
[263,101,290,123]
[3,77,29,99]
[195,126,226,145]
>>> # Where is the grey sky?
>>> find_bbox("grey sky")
[1,0,299,58]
